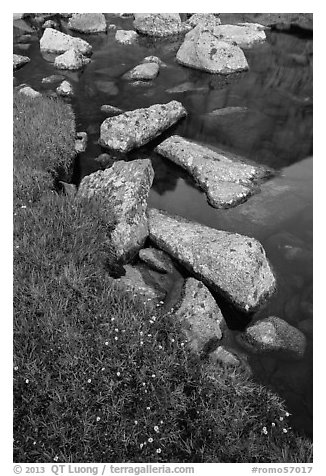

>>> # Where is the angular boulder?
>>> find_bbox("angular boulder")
[78,160,154,261]
[176,26,249,74]
[115,29,139,44]
[123,62,159,81]
[139,247,175,274]
[174,278,224,354]
[99,101,187,153]
[54,48,91,70]
[13,53,30,70]
[147,208,276,313]
[236,316,306,360]
[133,13,191,37]
[68,13,107,33]
[211,24,266,48]
[155,135,272,208]
[40,28,92,55]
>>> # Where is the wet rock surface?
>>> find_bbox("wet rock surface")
[148,208,276,312]
[155,135,272,208]
[99,101,187,152]
[78,160,154,262]
[236,316,307,360]
[176,26,249,74]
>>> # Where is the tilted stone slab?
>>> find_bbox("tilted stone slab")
[99,101,187,153]
[78,160,154,262]
[68,13,107,33]
[40,28,92,55]
[176,26,249,74]
[211,24,266,48]
[133,13,191,37]
[174,278,224,354]
[155,135,272,208]
[148,208,276,313]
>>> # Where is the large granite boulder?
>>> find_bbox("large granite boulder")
[176,26,249,74]
[174,278,224,354]
[133,13,191,37]
[40,28,92,55]
[123,62,159,81]
[147,208,276,313]
[78,160,154,261]
[210,23,266,48]
[139,247,175,274]
[187,13,221,29]
[54,48,91,70]
[236,316,306,360]
[99,101,187,153]
[68,13,107,33]
[155,135,272,208]
[115,30,139,44]
[13,54,30,70]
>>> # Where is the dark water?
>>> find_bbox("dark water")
[14,15,313,436]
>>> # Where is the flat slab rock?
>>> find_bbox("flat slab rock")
[13,54,30,70]
[174,278,224,354]
[123,62,159,81]
[133,13,191,37]
[148,208,276,313]
[54,48,91,70]
[155,135,272,208]
[139,247,175,274]
[78,159,154,262]
[40,28,92,55]
[99,101,187,153]
[236,316,306,360]
[211,24,266,48]
[176,25,249,74]
[68,13,107,33]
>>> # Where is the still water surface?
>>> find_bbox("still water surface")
[14,14,313,436]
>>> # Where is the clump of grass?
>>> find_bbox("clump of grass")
[13,89,312,464]
[13,92,76,205]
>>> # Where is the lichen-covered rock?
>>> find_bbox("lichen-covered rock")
[148,208,276,313]
[210,23,266,48]
[133,13,191,37]
[139,248,175,274]
[187,13,221,29]
[75,132,88,153]
[54,48,91,70]
[176,26,249,74]
[174,278,224,354]
[78,160,154,261]
[115,29,139,44]
[56,80,74,97]
[123,62,159,81]
[155,135,272,208]
[99,101,187,153]
[68,13,107,33]
[236,316,306,360]
[13,54,30,70]
[209,346,240,367]
[18,85,41,98]
[40,28,92,55]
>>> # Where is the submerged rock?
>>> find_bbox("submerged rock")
[40,28,92,55]
[236,316,306,360]
[174,278,224,354]
[166,81,208,94]
[210,24,266,48]
[78,160,154,262]
[68,13,107,33]
[115,29,139,44]
[41,74,65,84]
[139,248,175,274]
[204,106,248,116]
[75,132,88,153]
[155,136,272,208]
[148,208,276,313]
[95,80,119,95]
[18,85,41,98]
[56,80,74,97]
[123,62,159,81]
[176,26,249,74]
[54,48,91,70]
[99,101,187,153]
[133,13,191,37]
[13,54,30,70]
